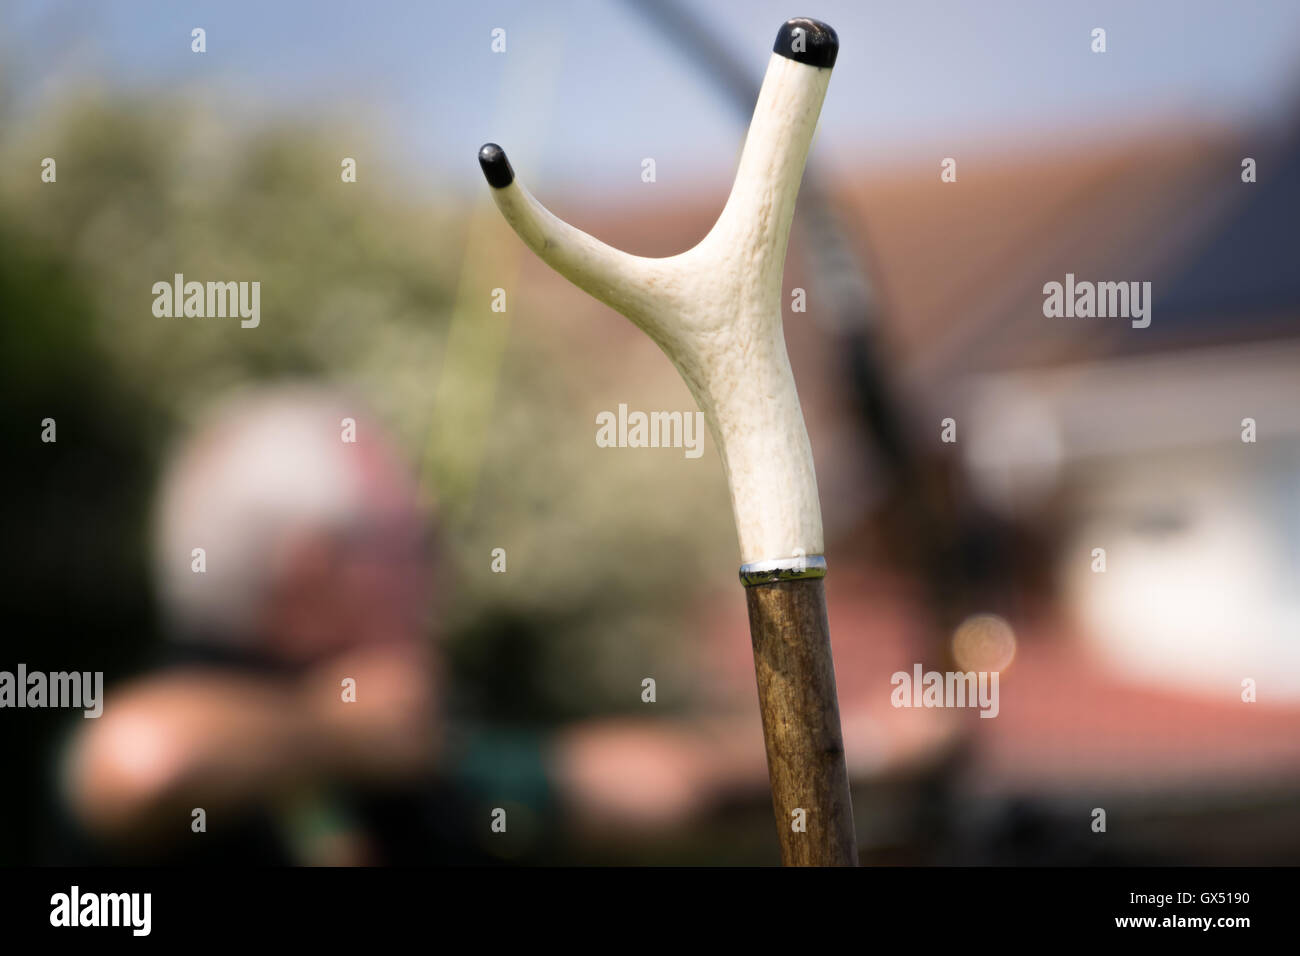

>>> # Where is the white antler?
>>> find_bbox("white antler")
[479,19,837,568]
[480,17,857,868]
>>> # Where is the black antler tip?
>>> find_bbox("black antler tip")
[478,143,515,188]
[774,18,838,69]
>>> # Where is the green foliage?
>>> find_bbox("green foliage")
[2,93,734,723]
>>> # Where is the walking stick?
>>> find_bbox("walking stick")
[478,17,856,865]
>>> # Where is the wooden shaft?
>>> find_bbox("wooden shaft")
[745,577,857,865]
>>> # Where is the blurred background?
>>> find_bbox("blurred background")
[2,0,1299,865]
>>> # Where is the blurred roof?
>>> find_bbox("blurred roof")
[1154,126,1300,321]
[974,627,1300,794]
[842,124,1300,382]
[703,562,1300,796]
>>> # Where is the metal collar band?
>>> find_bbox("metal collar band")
[739,555,827,587]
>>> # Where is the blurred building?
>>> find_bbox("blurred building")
[871,117,1300,861]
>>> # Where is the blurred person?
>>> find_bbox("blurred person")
[57,386,455,864]
[53,386,760,864]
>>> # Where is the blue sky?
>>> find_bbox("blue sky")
[6,0,1300,196]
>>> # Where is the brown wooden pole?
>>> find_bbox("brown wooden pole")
[745,575,857,865]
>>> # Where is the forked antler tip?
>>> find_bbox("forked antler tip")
[478,143,515,189]
[774,18,838,68]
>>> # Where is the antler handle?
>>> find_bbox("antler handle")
[478,19,837,567]
[478,17,856,865]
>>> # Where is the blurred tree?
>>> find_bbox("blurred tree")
[1,94,736,863]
